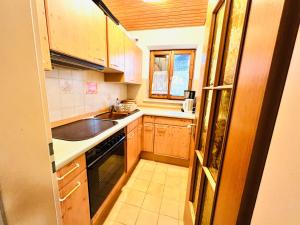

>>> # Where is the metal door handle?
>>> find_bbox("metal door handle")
[57,163,80,181]
[59,182,81,202]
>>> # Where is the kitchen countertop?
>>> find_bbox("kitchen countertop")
[53,107,195,170]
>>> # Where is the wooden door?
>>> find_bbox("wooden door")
[143,123,154,152]
[124,35,135,82]
[60,171,90,225]
[186,0,250,224]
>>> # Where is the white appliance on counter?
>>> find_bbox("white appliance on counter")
[183,99,194,112]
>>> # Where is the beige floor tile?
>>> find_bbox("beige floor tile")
[115,203,140,225]
[122,189,145,207]
[142,162,156,172]
[141,194,162,213]
[123,176,135,190]
[105,202,123,222]
[131,178,150,192]
[155,163,169,173]
[157,215,178,225]
[179,204,185,220]
[152,171,167,184]
[147,182,164,197]
[164,186,180,201]
[136,209,159,225]
[136,169,154,181]
[160,198,179,219]
[179,220,184,225]
[165,176,182,187]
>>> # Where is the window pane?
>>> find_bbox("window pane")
[151,55,169,95]
[198,178,215,225]
[219,0,248,85]
[170,54,191,97]
[208,90,231,181]
[199,90,213,156]
[207,3,225,86]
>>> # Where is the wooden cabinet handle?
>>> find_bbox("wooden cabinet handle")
[57,163,80,181]
[144,127,153,131]
[59,182,81,202]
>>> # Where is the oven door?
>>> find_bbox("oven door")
[86,137,125,218]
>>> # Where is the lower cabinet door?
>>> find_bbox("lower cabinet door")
[143,123,154,152]
[127,128,137,172]
[60,170,90,225]
[154,124,170,156]
[169,125,191,159]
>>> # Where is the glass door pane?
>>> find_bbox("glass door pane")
[151,54,169,95]
[207,3,226,86]
[192,159,203,212]
[170,54,191,97]
[219,0,248,85]
[198,178,215,225]
[208,90,232,181]
[199,91,213,156]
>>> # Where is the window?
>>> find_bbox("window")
[149,49,195,100]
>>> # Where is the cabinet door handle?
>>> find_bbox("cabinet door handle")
[95,57,105,62]
[187,124,196,129]
[57,163,80,181]
[111,63,119,67]
[59,182,81,202]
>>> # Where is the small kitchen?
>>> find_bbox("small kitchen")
[37,0,201,224]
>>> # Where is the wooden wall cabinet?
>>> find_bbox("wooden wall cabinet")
[46,0,107,66]
[56,155,90,225]
[107,17,125,72]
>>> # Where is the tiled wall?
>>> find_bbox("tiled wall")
[45,66,127,122]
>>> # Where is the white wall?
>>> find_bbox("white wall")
[127,26,205,106]
[45,67,127,122]
[251,27,300,225]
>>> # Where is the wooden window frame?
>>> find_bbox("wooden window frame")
[149,49,195,100]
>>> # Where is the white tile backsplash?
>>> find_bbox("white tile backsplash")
[45,66,127,122]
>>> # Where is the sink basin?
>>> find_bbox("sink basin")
[95,109,140,120]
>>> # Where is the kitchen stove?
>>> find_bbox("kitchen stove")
[51,118,117,141]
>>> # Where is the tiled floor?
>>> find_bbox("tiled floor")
[104,159,189,225]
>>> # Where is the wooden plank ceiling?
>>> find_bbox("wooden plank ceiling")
[102,0,208,31]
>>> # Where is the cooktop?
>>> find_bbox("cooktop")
[52,118,117,141]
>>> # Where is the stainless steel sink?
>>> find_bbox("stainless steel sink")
[95,109,140,120]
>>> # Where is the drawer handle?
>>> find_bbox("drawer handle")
[59,182,81,202]
[111,63,119,67]
[144,127,153,131]
[157,128,166,133]
[57,163,80,181]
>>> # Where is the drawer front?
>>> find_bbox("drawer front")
[59,170,90,225]
[143,116,155,123]
[155,117,192,127]
[57,155,86,189]
[127,119,139,133]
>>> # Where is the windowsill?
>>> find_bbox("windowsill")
[143,98,183,106]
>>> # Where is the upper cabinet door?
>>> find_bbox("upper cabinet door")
[107,17,125,72]
[45,0,107,66]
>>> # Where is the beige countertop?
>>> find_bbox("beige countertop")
[53,107,195,170]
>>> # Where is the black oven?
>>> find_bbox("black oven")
[85,129,125,218]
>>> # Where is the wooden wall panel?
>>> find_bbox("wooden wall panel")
[103,0,208,30]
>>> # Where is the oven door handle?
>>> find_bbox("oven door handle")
[87,136,125,168]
